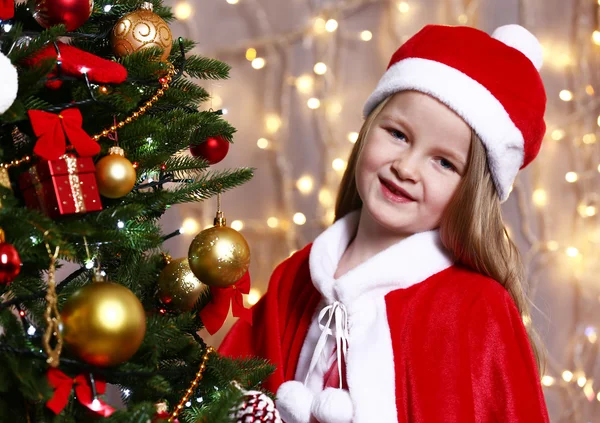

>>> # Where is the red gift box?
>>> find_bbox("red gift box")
[19,156,102,218]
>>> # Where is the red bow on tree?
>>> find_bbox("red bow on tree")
[28,108,100,160]
[199,271,253,335]
[46,368,115,417]
[0,0,14,20]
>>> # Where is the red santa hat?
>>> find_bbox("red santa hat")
[363,24,547,202]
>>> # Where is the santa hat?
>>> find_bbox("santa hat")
[363,24,546,202]
[0,51,18,115]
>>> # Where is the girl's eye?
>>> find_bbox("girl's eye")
[388,129,407,141]
[439,158,456,171]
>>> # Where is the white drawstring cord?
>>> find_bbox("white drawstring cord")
[305,301,349,389]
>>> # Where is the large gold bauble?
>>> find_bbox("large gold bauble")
[111,2,173,61]
[60,281,147,367]
[188,226,251,288]
[158,257,209,312]
[95,147,137,199]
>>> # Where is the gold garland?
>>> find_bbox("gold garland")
[42,243,62,367]
[92,62,176,141]
[169,346,214,422]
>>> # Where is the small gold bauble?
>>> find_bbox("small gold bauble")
[188,225,251,288]
[158,257,209,312]
[125,117,132,123]
[111,2,173,61]
[60,280,147,367]
[95,147,137,199]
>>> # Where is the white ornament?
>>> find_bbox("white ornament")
[492,24,543,71]
[0,51,18,114]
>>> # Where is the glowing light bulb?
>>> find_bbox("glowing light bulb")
[593,31,600,45]
[551,129,565,140]
[559,90,573,101]
[117,220,125,229]
[586,205,597,216]
[247,288,261,305]
[397,1,410,13]
[174,2,193,20]
[583,133,597,144]
[332,158,347,171]
[226,0,239,4]
[565,172,578,183]
[457,14,468,24]
[295,74,314,94]
[252,58,266,69]
[566,247,579,257]
[348,132,359,143]
[313,17,326,34]
[562,370,573,382]
[360,30,373,41]
[257,138,269,149]
[182,217,200,234]
[246,48,257,61]
[104,5,112,12]
[325,19,338,32]
[586,85,595,95]
[319,188,334,207]
[296,175,314,194]
[231,220,244,231]
[585,326,598,344]
[577,376,587,387]
[265,114,282,133]
[307,98,321,109]
[532,189,548,207]
[313,62,327,75]
[267,217,279,228]
[546,240,559,251]
[293,212,307,225]
[541,376,555,386]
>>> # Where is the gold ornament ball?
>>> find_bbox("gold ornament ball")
[158,258,209,312]
[111,3,173,61]
[96,154,137,199]
[60,282,147,367]
[188,226,251,288]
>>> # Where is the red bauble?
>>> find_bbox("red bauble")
[153,411,179,423]
[0,242,21,285]
[33,0,94,32]
[190,135,230,164]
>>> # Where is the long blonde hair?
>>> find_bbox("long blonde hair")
[335,97,545,372]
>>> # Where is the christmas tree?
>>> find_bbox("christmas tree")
[0,1,278,421]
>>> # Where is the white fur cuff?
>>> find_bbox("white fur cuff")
[276,381,314,423]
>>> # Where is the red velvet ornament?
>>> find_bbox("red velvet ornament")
[33,0,93,32]
[0,242,21,285]
[153,411,179,423]
[26,42,128,90]
[190,135,230,164]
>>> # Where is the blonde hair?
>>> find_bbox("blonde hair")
[335,98,545,372]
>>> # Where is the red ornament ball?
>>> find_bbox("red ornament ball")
[190,135,230,164]
[33,0,94,32]
[0,242,21,285]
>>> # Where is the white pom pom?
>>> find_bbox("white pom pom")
[311,388,354,423]
[492,24,543,71]
[0,52,18,114]
[275,381,314,423]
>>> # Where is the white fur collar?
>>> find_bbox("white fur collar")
[308,209,454,305]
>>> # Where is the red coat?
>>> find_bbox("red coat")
[220,218,549,423]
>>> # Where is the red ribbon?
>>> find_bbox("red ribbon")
[0,0,14,20]
[199,272,253,335]
[28,108,100,160]
[46,368,115,417]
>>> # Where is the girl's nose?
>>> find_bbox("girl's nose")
[392,155,420,182]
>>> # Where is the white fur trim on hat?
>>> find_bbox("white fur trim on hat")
[275,381,314,423]
[311,388,354,423]
[362,57,524,202]
[0,52,18,114]
[492,24,543,71]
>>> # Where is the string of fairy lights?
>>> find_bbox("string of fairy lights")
[165,0,600,419]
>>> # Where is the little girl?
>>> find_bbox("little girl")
[220,24,550,422]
